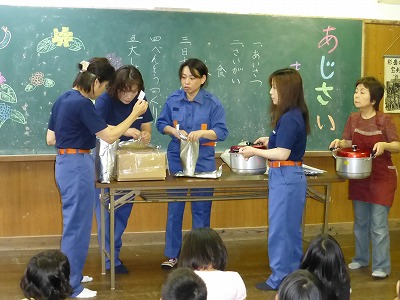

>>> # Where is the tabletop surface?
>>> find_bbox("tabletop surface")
[96,165,344,189]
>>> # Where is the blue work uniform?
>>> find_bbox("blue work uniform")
[48,89,107,298]
[156,89,228,258]
[94,92,153,269]
[266,108,307,289]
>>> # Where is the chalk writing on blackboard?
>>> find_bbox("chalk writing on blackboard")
[250,42,263,86]
[0,26,11,50]
[37,27,85,53]
[25,72,55,92]
[315,25,338,132]
[148,35,162,120]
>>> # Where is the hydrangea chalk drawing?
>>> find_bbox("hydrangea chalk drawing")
[37,27,85,53]
[25,72,55,92]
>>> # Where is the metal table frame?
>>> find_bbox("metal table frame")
[97,168,343,289]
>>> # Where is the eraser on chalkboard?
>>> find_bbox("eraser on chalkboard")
[138,90,146,100]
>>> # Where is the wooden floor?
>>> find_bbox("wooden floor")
[1,231,399,300]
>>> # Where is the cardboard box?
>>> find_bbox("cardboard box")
[114,148,166,181]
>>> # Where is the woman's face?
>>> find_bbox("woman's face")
[118,86,139,104]
[180,66,206,98]
[354,83,374,110]
[93,80,109,99]
[270,78,279,105]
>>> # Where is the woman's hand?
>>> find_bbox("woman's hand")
[254,137,269,147]
[140,130,151,145]
[239,146,255,159]
[126,128,141,140]
[187,130,205,142]
[132,99,148,117]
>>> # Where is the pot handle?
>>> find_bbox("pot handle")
[330,147,338,159]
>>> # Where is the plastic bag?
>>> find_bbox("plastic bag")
[180,139,199,176]
[94,138,118,183]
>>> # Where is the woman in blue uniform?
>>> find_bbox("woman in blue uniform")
[46,58,148,298]
[156,58,229,269]
[94,65,153,274]
[240,68,310,291]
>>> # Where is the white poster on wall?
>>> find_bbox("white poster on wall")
[384,55,400,113]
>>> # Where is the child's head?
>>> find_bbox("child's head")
[161,267,207,300]
[300,233,347,276]
[178,227,227,271]
[300,234,350,299]
[276,269,325,300]
[20,249,73,300]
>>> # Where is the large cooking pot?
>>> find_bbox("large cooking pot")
[229,144,267,175]
[332,145,373,179]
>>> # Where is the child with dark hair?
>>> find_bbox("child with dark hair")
[178,227,246,300]
[20,250,73,300]
[300,234,351,300]
[161,267,207,300]
[276,269,325,300]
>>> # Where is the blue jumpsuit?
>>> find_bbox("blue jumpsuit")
[48,89,108,297]
[156,89,228,259]
[94,92,153,269]
[266,108,307,289]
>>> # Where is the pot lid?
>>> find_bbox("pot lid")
[336,145,371,158]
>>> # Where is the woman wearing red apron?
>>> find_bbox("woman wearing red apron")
[330,77,400,278]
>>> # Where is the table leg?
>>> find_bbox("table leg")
[322,184,331,233]
[110,188,115,290]
[100,188,106,275]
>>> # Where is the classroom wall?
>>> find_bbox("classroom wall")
[1,0,400,21]
[0,2,399,239]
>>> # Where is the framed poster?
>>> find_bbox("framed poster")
[384,55,400,113]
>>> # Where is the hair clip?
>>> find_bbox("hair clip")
[80,60,90,73]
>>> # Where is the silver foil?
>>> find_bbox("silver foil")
[180,139,199,176]
[175,164,223,178]
[95,138,119,183]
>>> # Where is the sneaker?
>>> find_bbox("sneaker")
[348,262,364,270]
[76,288,97,298]
[81,275,93,283]
[161,258,178,269]
[372,270,388,278]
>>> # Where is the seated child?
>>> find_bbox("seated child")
[161,267,207,300]
[178,227,247,300]
[20,249,73,300]
[276,269,325,300]
[300,233,351,300]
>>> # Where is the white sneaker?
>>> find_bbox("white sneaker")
[76,288,97,298]
[348,262,363,270]
[372,270,388,278]
[81,275,93,283]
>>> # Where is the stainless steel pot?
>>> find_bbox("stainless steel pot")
[229,145,267,175]
[332,145,373,179]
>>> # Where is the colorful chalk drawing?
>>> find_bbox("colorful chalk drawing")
[37,27,85,53]
[0,26,11,49]
[106,53,123,70]
[0,74,26,128]
[25,72,55,92]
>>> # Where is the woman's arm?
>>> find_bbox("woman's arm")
[240,146,291,161]
[46,129,56,146]
[96,100,148,144]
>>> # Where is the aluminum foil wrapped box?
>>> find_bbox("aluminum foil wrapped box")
[114,147,166,181]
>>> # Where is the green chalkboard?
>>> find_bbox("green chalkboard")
[0,6,362,155]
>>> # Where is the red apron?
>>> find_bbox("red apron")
[349,130,397,207]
